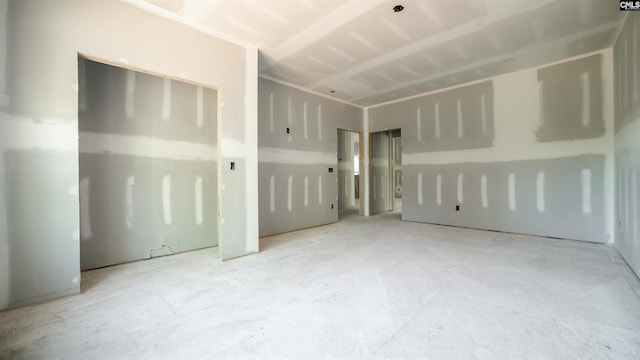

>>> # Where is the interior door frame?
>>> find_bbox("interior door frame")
[368,129,400,215]
[337,128,364,216]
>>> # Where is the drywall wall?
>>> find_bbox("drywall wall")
[614,12,640,278]
[369,50,614,243]
[79,59,218,270]
[0,0,257,310]
[258,78,362,236]
[338,130,358,209]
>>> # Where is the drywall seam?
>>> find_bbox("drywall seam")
[258,75,362,108]
[1,114,76,150]
[615,115,640,151]
[79,132,216,161]
[402,139,609,165]
[367,49,614,110]
[258,147,336,164]
[309,0,558,93]
[264,0,386,67]
[221,138,252,159]
[124,0,254,48]
[356,22,618,106]
[610,12,630,47]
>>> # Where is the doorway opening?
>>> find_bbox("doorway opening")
[337,129,363,220]
[369,129,402,215]
[392,134,402,213]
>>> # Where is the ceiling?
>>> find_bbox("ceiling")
[141,0,624,107]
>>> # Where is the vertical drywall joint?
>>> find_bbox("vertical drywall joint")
[317,104,322,141]
[162,78,171,121]
[456,99,463,138]
[481,174,488,208]
[417,173,423,206]
[196,86,204,128]
[195,176,203,225]
[269,175,276,213]
[363,108,370,216]
[126,70,136,120]
[304,175,309,207]
[125,176,135,229]
[536,172,545,213]
[303,101,308,140]
[269,92,274,134]
[480,93,487,134]
[581,169,592,214]
[436,174,442,205]
[434,102,441,138]
[416,107,422,142]
[287,175,293,212]
[162,175,172,225]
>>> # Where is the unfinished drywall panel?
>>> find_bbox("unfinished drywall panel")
[368,81,494,153]
[368,49,614,244]
[258,78,362,237]
[403,155,607,242]
[615,14,640,132]
[78,58,218,270]
[80,59,216,144]
[258,79,362,151]
[220,158,249,259]
[2,0,257,309]
[6,150,79,307]
[258,163,337,236]
[79,154,217,270]
[614,13,640,278]
[537,54,604,142]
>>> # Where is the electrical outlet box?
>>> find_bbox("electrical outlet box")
[456,205,460,211]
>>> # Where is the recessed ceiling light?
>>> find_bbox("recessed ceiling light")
[393,5,404,12]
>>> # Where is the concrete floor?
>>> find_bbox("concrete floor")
[1,213,640,359]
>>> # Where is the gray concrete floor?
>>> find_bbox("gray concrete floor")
[2,213,640,359]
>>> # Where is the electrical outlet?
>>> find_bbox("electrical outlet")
[328,167,334,173]
[456,205,460,211]
[331,204,334,209]
[230,162,235,170]
[286,127,290,134]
